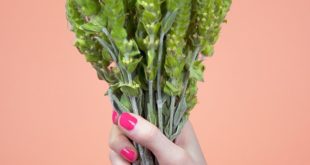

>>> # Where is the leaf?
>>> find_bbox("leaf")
[170,115,188,140]
[189,60,205,81]
[111,27,127,42]
[164,55,180,77]
[95,36,118,63]
[120,94,131,110]
[164,81,181,96]
[93,64,116,83]
[80,21,102,32]
[74,0,100,16]
[161,10,178,34]
[101,49,112,62]
[173,97,187,126]
[164,120,170,137]
[119,82,140,97]
[85,54,100,62]
[162,101,170,125]
[101,27,119,55]
[147,50,155,68]
[111,67,123,81]
[126,56,143,73]
[108,89,131,113]
[165,55,178,68]
[126,40,141,57]
[201,44,214,57]
[147,103,157,125]
[146,51,157,80]
[186,95,197,111]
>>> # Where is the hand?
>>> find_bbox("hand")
[109,111,207,165]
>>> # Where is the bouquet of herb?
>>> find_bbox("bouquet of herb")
[66,0,231,164]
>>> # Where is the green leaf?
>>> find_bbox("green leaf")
[164,81,181,96]
[201,44,214,57]
[126,40,141,57]
[161,102,170,126]
[165,55,178,67]
[161,10,178,34]
[147,103,157,125]
[111,27,127,42]
[147,50,155,68]
[108,89,131,113]
[93,64,116,83]
[111,67,123,81]
[85,54,100,62]
[120,94,131,110]
[101,49,112,62]
[119,82,140,97]
[146,50,156,80]
[126,56,143,73]
[170,115,188,140]
[95,36,118,63]
[189,60,205,81]
[80,21,102,32]
[173,97,187,126]
[100,27,119,55]
[186,95,197,111]
[74,0,100,16]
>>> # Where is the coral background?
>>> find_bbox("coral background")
[0,0,309,165]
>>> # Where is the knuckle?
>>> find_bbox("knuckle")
[140,125,160,145]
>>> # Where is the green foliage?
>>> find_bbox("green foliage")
[190,60,205,81]
[66,0,231,162]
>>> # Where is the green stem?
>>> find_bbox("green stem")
[181,47,200,99]
[169,95,176,138]
[95,36,128,82]
[174,47,200,127]
[148,80,156,126]
[128,72,152,164]
[127,71,139,114]
[156,33,165,132]
[148,34,160,130]
[108,89,130,113]
[130,97,139,115]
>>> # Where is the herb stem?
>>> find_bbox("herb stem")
[156,33,165,132]
[169,95,176,137]
[127,71,140,115]
[174,47,200,126]
[148,80,155,127]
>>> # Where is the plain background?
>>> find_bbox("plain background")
[1,0,309,165]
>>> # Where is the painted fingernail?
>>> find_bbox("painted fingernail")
[120,147,136,162]
[119,112,137,131]
[112,110,118,124]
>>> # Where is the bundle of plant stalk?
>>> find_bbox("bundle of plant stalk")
[66,0,231,164]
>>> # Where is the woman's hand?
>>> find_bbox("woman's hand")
[109,111,207,165]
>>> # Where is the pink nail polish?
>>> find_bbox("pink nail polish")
[120,147,136,162]
[112,110,118,124]
[119,112,137,131]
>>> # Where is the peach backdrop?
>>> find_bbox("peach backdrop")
[0,0,309,165]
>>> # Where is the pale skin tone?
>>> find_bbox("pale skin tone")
[109,112,207,165]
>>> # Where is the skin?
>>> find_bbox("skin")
[109,112,207,165]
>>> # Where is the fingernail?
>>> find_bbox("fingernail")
[112,110,118,124]
[120,147,136,162]
[119,112,137,131]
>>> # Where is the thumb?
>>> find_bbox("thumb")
[117,112,188,164]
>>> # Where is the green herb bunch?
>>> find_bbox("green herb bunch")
[66,0,231,164]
